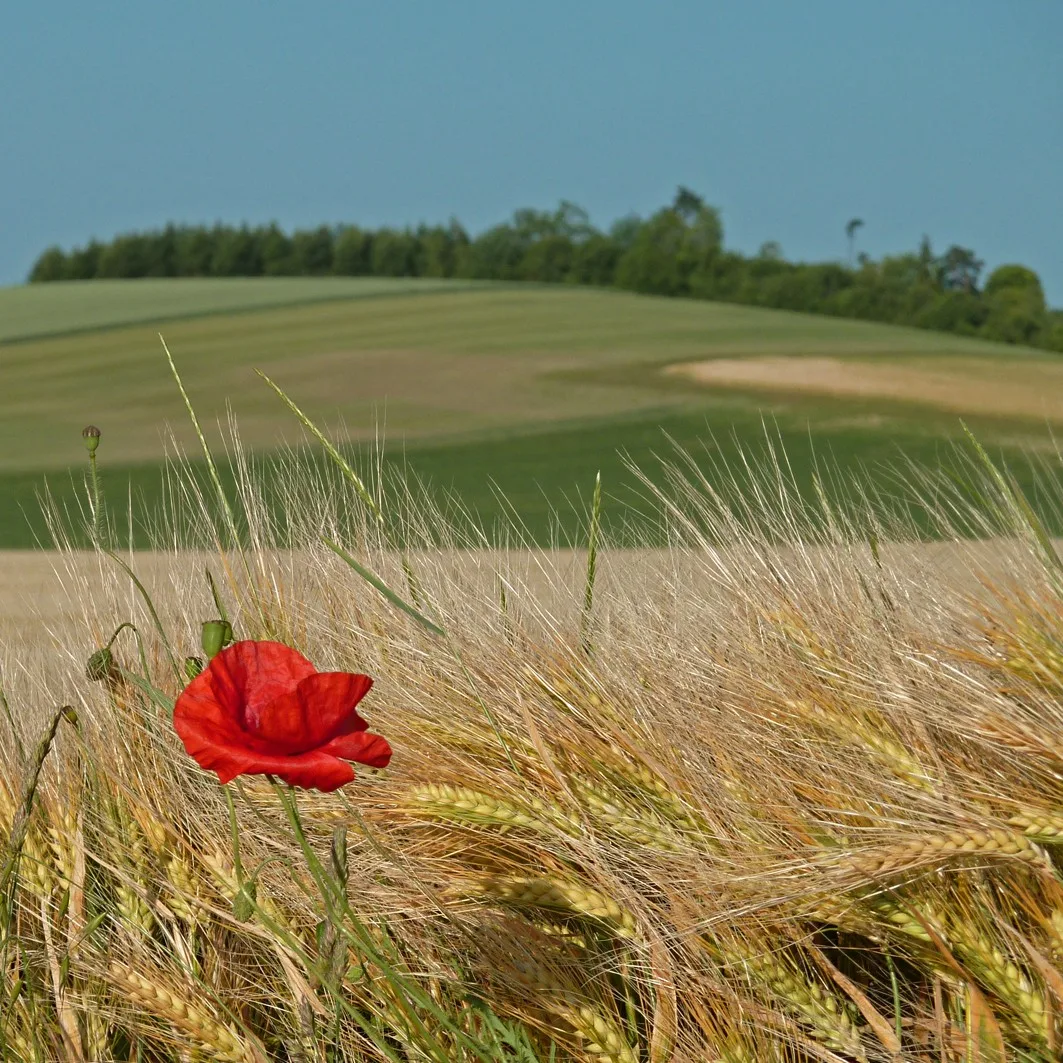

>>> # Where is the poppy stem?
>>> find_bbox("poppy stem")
[223,784,244,883]
[268,785,497,1062]
[104,621,150,679]
[272,782,339,911]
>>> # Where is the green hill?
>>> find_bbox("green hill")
[1,279,1059,547]
[0,276,490,344]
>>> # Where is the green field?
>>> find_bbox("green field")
[0,276,493,344]
[2,278,1061,547]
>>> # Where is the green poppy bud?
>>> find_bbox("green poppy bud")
[82,425,101,454]
[232,879,257,922]
[184,656,204,680]
[200,620,233,660]
[85,647,116,683]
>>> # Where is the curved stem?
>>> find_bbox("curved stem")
[105,621,150,678]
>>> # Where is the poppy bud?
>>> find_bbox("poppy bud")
[200,620,233,660]
[232,879,257,922]
[86,647,117,683]
[82,425,101,454]
[184,656,204,680]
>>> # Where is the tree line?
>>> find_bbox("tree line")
[28,189,1062,353]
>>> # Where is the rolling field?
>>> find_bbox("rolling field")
[1,278,1061,547]
[0,276,492,343]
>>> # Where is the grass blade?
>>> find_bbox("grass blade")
[160,335,240,545]
[255,369,383,524]
[961,421,1063,581]
[322,537,445,637]
[579,470,602,654]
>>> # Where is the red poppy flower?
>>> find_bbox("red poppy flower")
[173,640,391,792]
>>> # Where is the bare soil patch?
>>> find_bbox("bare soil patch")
[666,355,1063,422]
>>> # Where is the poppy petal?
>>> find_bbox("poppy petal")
[210,641,318,730]
[319,729,393,769]
[253,672,373,752]
[268,751,357,792]
[193,737,355,792]
[172,639,389,792]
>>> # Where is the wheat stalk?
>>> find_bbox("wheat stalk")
[499,940,639,1063]
[842,827,1049,878]
[573,777,684,850]
[199,846,302,935]
[1007,808,1063,842]
[130,802,203,925]
[715,936,866,1059]
[943,916,1050,1049]
[460,874,639,939]
[407,783,582,835]
[107,962,266,1063]
[591,746,709,835]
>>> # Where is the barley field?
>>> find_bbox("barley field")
[4,378,1063,1060]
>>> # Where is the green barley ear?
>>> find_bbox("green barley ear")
[330,825,349,893]
[183,656,204,680]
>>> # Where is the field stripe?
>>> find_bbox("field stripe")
[0,278,503,346]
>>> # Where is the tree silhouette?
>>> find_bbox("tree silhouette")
[845,218,864,266]
[674,187,706,224]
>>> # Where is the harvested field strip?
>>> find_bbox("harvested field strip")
[667,354,1063,423]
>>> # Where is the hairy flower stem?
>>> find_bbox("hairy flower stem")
[269,781,495,1062]
[87,449,102,545]
[224,786,244,883]
[104,621,150,679]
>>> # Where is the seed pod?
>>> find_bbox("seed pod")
[232,879,257,922]
[85,647,117,683]
[200,620,233,660]
[81,425,101,454]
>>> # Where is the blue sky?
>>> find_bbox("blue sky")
[3,1,1061,302]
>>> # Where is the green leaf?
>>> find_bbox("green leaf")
[118,668,175,712]
[322,537,445,637]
